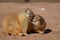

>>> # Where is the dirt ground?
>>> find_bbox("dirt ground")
[0,2,60,40]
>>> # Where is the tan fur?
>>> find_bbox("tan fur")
[2,8,34,36]
[32,14,46,34]
[2,13,22,36]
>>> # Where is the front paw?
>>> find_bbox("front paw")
[19,33,28,36]
[38,31,44,35]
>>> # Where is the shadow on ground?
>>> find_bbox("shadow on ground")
[44,29,52,34]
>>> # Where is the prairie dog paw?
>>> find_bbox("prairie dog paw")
[21,33,28,36]
[38,31,44,35]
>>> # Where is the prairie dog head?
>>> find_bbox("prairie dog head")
[32,14,46,31]
[19,8,34,21]
[32,15,41,26]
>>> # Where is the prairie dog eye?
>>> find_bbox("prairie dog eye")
[25,10,27,12]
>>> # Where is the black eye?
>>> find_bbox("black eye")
[25,10,27,12]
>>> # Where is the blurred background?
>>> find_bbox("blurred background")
[0,0,60,3]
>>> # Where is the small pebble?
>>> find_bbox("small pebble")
[41,8,45,11]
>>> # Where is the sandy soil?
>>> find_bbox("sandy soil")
[0,2,60,40]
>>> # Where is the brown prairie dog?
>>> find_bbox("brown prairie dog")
[2,8,34,36]
[31,14,46,34]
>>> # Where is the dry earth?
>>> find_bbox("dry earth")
[0,2,60,40]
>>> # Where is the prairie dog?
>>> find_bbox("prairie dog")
[18,8,34,36]
[32,14,46,34]
[2,8,34,36]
